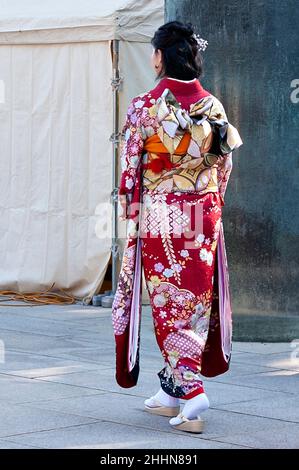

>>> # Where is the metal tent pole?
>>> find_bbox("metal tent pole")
[94,39,123,308]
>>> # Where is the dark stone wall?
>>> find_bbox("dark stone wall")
[165,1,299,334]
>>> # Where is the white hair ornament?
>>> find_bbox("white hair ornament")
[193,34,208,52]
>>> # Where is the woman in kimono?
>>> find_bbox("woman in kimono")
[112,21,243,433]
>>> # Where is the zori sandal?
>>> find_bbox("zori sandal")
[144,397,180,417]
[169,412,204,433]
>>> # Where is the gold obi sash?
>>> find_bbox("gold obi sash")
[142,132,191,173]
[141,132,219,193]
[139,87,242,193]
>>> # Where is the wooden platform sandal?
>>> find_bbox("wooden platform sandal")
[144,397,180,417]
[169,412,205,433]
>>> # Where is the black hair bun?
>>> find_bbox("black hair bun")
[171,21,194,40]
[151,20,204,80]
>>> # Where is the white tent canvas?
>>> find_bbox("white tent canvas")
[0,0,164,301]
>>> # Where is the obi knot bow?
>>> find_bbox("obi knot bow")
[155,88,243,157]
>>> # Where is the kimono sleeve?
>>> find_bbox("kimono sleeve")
[211,97,243,205]
[118,97,145,197]
[217,152,233,204]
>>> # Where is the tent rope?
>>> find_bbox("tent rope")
[0,282,77,306]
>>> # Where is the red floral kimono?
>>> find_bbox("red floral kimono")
[112,77,243,399]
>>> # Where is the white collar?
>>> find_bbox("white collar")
[166,76,197,83]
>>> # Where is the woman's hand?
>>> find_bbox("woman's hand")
[217,154,227,165]
[119,194,129,221]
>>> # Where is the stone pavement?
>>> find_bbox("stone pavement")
[0,302,298,449]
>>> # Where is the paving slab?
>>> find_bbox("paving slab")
[48,346,116,365]
[206,409,299,449]
[215,394,299,423]
[231,351,299,372]
[0,403,97,439]
[38,367,162,398]
[232,342,296,355]
[211,369,299,395]
[0,329,101,355]
[0,374,103,404]
[1,420,247,449]
[0,314,92,337]
[0,439,39,449]
[0,350,110,378]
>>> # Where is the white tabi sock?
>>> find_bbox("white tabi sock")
[154,388,180,407]
[169,392,209,425]
[181,392,210,419]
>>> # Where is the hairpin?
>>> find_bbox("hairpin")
[193,34,208,52]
